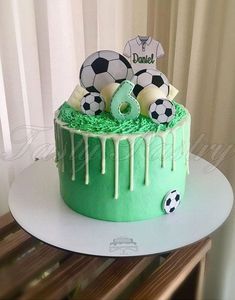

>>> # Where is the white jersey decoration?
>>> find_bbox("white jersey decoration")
[123,36,164,73]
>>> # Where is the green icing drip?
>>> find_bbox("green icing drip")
[57,101,187,134]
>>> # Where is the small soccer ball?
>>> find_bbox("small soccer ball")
[79,50,133,93]
[80,93,106,116]
[163,190,181,214]
[149,99,175,124]
[131,69,169,97]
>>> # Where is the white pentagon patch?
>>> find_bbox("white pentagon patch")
[156,105,166,114]
[148,69,161,76]
[86,95,94,104]
[108,60,127,80]
[158,114,168,123]
[81,66,95,88]
[90,101,99,111]
[127,68,134,81]
[93,73,115,92]
[137,72,152,85]
[160,83,169,96]
[100,101,105,111]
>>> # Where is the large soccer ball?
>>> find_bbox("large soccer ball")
[80,93,106,116]
[162,190,181,214]
[149,99,175,124]
[132,69,169,97]
[79,50,134,93]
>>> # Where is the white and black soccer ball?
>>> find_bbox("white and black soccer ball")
[149,99,175,124]
[163,190,181,214]
[79,50,134,93]
[131,69,169,97]
[80,93,106,116]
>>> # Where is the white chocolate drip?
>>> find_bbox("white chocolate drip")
[55,109,191,199]
[128,138,135,191]
[84,135,89,184]
[187,148,190,174]
[56,122,62,170]
[160,135,166,168]
[186,148,190,174]
[114,139,119,199]
[60,126,64,172]
[54,120,59,164]
[100,137,106,174]
[186,120,191,174]
[144,135,152,186]
[185,137,190,174]
[182,125,185,155]
[172,131,176,171]
[70,132,75,181]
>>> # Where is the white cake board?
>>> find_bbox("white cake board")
[8,154,233,257]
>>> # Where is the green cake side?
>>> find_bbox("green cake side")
[55,103,190,222]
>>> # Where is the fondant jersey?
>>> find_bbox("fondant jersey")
[123,36,164,73]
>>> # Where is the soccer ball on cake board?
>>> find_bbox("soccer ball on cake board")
[163,190,181,214]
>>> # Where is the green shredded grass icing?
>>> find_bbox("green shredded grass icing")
[57,101,187,134]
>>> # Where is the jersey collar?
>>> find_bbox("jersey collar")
[136,36,152,45]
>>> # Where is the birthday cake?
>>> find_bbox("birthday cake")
[54,44,190,222]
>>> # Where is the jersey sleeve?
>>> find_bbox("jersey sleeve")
[156,42,164,58]
[123,42,131,58]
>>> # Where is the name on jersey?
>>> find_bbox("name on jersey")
[132,53,155,64]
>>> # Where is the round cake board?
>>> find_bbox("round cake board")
[8,154,233,257]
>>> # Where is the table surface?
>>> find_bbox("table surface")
[8,154,233,257]
[0,213,212,300]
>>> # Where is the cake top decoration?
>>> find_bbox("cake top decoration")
[131,68,169,97]
[66,36,179,124]
[79,50,133,93]
[58,101,187,134]
[123,35,164,73]
[110,80,140,121]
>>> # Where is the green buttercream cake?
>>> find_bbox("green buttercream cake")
[54,48,191,222]
[55,101,190,222]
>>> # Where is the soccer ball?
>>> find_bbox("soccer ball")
[163,190,181,214]
[80,93,106,116]
[131,69,169,97]
[79,50,134,93]
[149,99,175,124]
